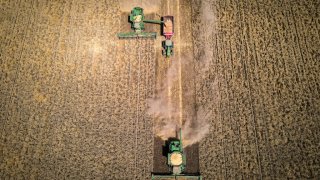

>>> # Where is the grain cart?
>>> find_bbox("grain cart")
[152,129,202,180]
[117,7,162,39]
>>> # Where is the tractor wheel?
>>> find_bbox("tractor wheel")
[162,49,166,55]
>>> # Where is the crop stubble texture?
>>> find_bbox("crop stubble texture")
[0,0,319,179]
[192,0,319,179]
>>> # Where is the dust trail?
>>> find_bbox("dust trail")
[148,53,213,147]
[118,0,161,13]
[167,60,173,122]
[147,0,217,147]
[197,0,216,74]
[147,59,183,140]
[181,0,218,147]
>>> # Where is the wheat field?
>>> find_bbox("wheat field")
[0,0,319,179]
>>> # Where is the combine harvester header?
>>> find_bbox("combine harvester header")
[152,129,202,180]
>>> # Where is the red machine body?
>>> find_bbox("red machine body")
[163,16,174,39]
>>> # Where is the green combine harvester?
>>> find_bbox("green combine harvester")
[152,129,202,180]
[118,7,175,58]
[117,7,162,39]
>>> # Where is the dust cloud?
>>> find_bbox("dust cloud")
[147,59,182,140]
[182,0,217,147]
[147,0,217,147]
[197,0,216,74]
[147,54,212,147]
[118,0,161,13]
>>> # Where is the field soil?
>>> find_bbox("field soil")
[1,0,319,179]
